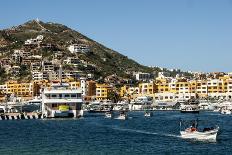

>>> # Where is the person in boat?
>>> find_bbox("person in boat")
[185,123,197,132]
[190,126,197,132]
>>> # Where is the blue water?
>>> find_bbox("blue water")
[0,111,231,155]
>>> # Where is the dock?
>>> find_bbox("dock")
[0,112,42,120]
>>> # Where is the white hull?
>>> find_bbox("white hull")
[221,109,232,115]
[180,127,219,141]
[115,113,128,120]
[144,112,153,117]
[105,112,113,118]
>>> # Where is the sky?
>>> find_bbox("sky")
[0,0,232,72]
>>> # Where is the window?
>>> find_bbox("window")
[51,94,56,98]
[77,93,81,98]
[52,104,56,107]
[65,94,70,98]
[71,94,77,98]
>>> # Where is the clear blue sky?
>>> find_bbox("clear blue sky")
[1,0,232,72]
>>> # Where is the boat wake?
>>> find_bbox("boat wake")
[111,126,180,138]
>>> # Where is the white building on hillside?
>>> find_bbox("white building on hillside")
[68,44,90,53]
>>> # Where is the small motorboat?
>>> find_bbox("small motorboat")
[220,107,232,115]
[115,111,128,120]
[180,120,219,141]
[144,111,153,117]
[105,111,114,118]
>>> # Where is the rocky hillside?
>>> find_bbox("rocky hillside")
[0,20,192,83]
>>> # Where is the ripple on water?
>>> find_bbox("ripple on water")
[0,111,231,155]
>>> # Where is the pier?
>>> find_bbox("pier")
[0,112,42,120]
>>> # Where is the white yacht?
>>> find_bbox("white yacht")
[198,100,210,110]
[41,83,83,118]
[220,102,232,114]
[113,101,130,111]
[22,97,42,112]
[131,96,153,111]
[180,99,200,113]
[88,100,113,113]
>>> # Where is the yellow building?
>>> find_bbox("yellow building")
[96,84,113,100]
[6,81,33,99]
[156,79,169,93]
[138,82,156,96]
[86,81,96,96]
[175,81,191,94]
[69,81,81,89]
[33,80,50,96]
[120,85,140,100]
[84,81,97,101]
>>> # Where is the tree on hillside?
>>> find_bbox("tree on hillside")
[0,67,7,84]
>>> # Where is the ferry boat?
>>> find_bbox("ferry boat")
[41,83,83,118]
[180,99,200,113]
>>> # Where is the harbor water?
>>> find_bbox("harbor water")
[0,111,231,155]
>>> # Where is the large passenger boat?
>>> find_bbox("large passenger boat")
[41,83,83,118]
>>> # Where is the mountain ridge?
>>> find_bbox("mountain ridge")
[0,20,191,83]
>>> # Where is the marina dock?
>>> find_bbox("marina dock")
[0,112,42,120]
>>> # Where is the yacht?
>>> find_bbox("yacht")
[88,100,113,113]
[180,99,200,113]
[220,102,232,114]
[41,83,83,118]
[22,97,42,112]
[113,101,130,111]
[198,100,210,110]
[131,96,153,111]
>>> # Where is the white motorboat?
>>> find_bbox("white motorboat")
[180,120,219,141]
[105,111,114,118]
[180,126,219,141]
[144,111,153,117]
[220,108,232,115]
[115,111,128,120]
